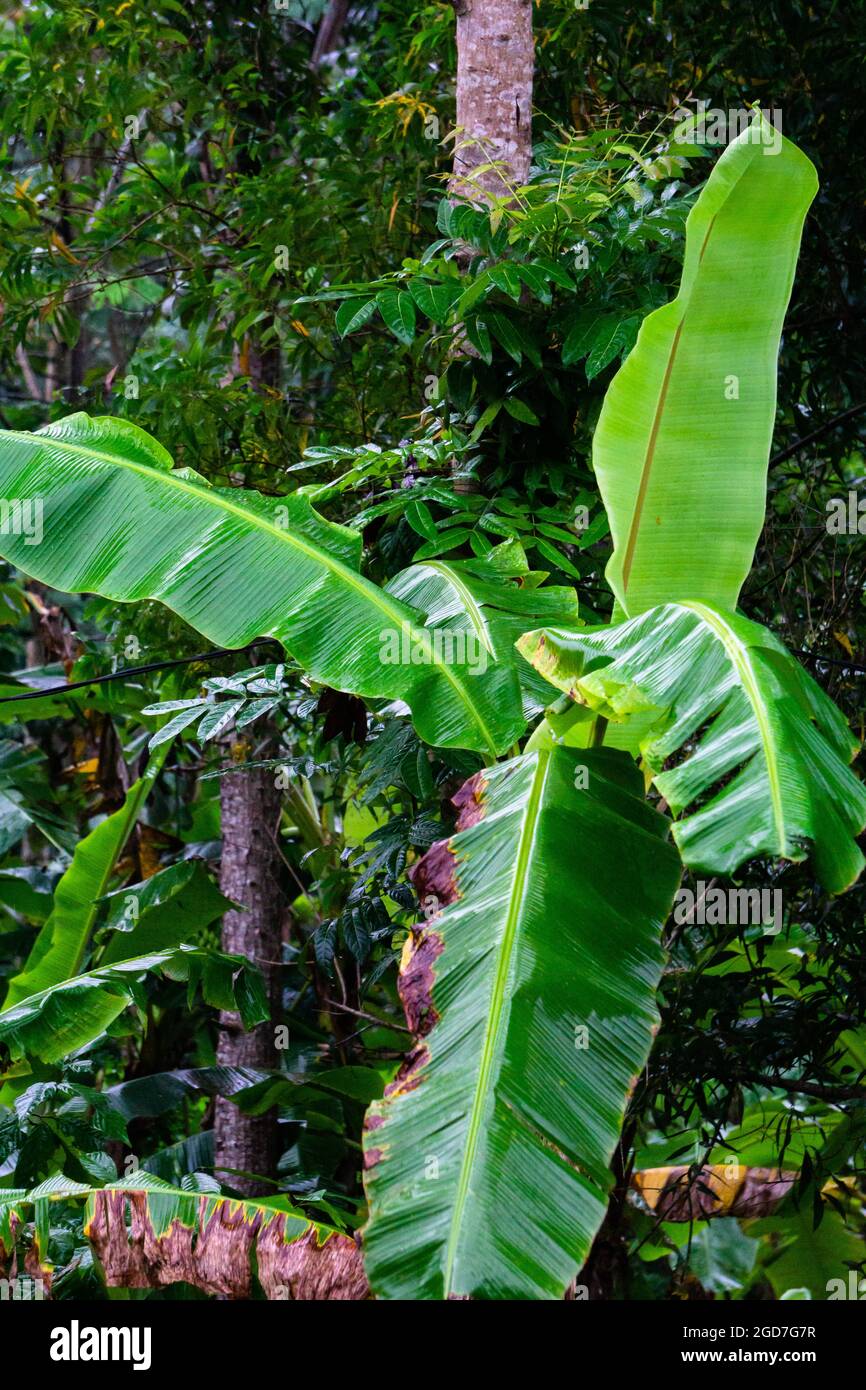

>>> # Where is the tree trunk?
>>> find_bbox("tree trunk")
[311,0,350,68]
[450,0,534,201]
[213,739,283,1196]
[212,105,285,1196]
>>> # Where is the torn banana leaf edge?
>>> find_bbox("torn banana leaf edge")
[0,1172,368,1300]
[362,746,681,1300]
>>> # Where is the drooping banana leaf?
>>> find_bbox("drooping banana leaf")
[0,946,267,1066]
[595,113,818,617]
[0,865,57,922]
[105,1065,272,1121]
[362,745,681,1300]
[386,555,580,719]
[518,602,866,893]
[142,1129,218,1182]
[2,744,169,1010]
[0,1171,368,1299]
[0,413,529,757]
[98,859,232,965]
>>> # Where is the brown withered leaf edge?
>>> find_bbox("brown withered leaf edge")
[85,1189,369,1300]
[632,1164,797,1221]
[363,771,489,1171]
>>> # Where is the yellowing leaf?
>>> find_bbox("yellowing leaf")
[50,232,82,266]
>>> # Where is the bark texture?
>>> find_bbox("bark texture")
[450,0,534,201]
[214,740,283,1196]
[311,0,350,68]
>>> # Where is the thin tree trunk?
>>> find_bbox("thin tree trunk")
[450,0,534,201]
[14,345,42,402]
[213,739,283,1196]
[311,0,349,68]
[212,107,286,1196]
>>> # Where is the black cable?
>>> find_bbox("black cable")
[0,637,283,704]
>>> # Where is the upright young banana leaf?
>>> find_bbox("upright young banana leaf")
[0,1171,367,1300]
[595,112,818,617]
[518,603,866,893]
[2,746,168,1010]
[0,413,536,757]
[362,745,681,1300]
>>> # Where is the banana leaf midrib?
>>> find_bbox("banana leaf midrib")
[96,1186,312,1228]
[442,748,553,1294]
[22,1174,301,1221]
[620,195,735,601]
[4,430,500,756]
[417,560,496,655]
[620,314,686,597]
[676,600,786,855]
[614,118,800,614]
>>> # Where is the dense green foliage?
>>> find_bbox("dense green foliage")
[0,1,863,1302]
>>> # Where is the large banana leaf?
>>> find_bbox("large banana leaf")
[0,413,530,756]
[518,603,866,892]
[0,1171,367,1299]
[0,946,267,1066]
[596,113,817,617]
[386,555,580,719]
[362,745,681,1300]
[2,745,168,1010]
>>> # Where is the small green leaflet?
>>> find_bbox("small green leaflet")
[408,279,461,322]
[376,289,416,344]
[335,298,377,337]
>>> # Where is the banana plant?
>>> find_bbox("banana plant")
[2,743,170,1011]
[0,115,860,1300]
